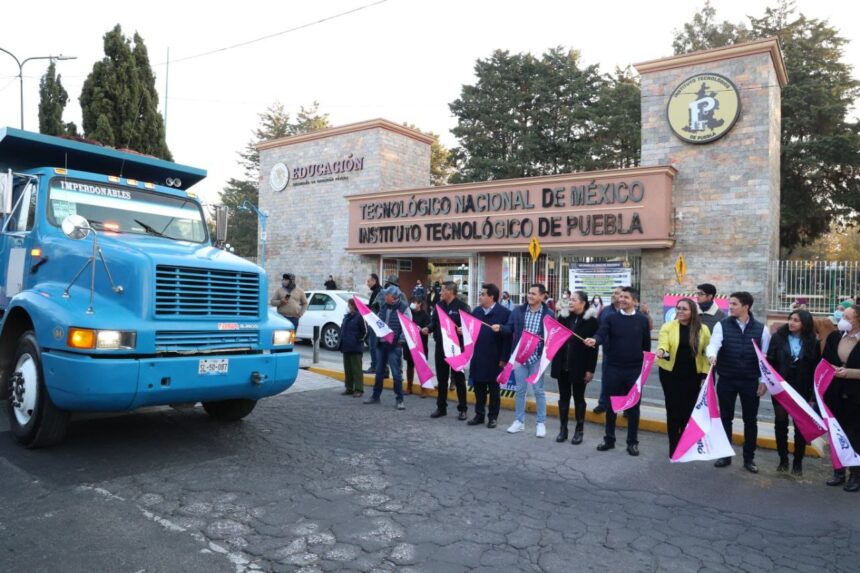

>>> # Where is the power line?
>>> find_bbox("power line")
[161,0,388,66]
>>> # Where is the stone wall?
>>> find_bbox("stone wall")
[639,52,781,323]
[258,123,430,299]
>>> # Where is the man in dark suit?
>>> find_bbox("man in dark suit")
[467,283,512,429]
[423,281,472,419]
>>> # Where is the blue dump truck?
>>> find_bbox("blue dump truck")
[0,128,299,447]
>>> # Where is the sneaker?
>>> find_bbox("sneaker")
[396,401,405,410]
[506,420,524,434]
[363,396,380,405]
[536,423,546,438]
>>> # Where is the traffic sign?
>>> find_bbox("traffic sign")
[529,237,541,263]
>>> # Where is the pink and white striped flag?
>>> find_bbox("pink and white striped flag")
[446,310,483,372]
[398,311,434,389]
[610,351,656,413]
[526,315,573,384]
[353,297,395,344]
[497,330,541,386]
[753,340,827,442]
[672,367,735,462]
[436,304,463,364]
[813,359,860,470]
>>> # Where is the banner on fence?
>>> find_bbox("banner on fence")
[568,262,632,303]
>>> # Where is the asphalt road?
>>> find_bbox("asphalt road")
[0,369,852,572]
[294,340,776,422]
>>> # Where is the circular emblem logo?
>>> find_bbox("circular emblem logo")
[666,73,740,144]
[269,162,290,192]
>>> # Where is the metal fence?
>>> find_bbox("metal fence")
[769,260,860,314]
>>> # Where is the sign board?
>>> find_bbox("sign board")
[528,237,541,263]
[667,73,741,144]
[568,262,632,303]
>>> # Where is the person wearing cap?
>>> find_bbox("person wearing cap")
[364,274,383,374]
[363,285,411,409]
[696,283,726,333]
[271,273,308,330]
[422,281,471,420]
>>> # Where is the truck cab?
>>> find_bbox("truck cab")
[0,128,299,447]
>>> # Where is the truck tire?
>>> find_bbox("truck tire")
[321,323,341,351]
[202,398,257,421]
[5,331,70,448]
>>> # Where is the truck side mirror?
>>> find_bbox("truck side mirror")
[215,205,229,246]
[61,214,92,240]
[0,170,12,215]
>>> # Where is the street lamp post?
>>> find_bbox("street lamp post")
[239,200,268,270]
[0,47,76,130]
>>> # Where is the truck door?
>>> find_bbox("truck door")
[0,175,38,309]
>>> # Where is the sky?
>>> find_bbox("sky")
[1,1,858,207]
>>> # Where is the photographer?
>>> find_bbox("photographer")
[271,272,308,329]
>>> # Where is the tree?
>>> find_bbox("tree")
[79,24,171,160]
[448,47,635,183]
[38,61,77,136]
[673,1,860,253]
[219,102,330,258]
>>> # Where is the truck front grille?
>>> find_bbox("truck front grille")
[155,330,259,352]
[155,265,259,317]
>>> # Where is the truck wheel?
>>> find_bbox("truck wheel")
[321,324,340,351]
[202,398,257,421]
[5,331,70,448]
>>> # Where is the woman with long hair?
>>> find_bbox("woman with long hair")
[656,298,711,456]
[766,309,820,475]
[550,291,599,444]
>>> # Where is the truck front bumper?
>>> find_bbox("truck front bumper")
[42,350,300,411]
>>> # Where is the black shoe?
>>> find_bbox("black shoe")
[791,460,803,476]
[555,428,568,443]
[714,457,732,468]
[341,389,353,396]
[627,444,639,457]
[467,416,485,426]
[363,367,375,373]
[844,474,860,493]
[622,411,629,419]
[487,419,497,429]
[593,405,606,414]
[743,461,759,474]
[430,409,447,418]
[827,470,847,486]
[457,411,468,421]
[362,397,380,404]
[776,458,789,473]
[596,441,615,452]
[571,430,583,445]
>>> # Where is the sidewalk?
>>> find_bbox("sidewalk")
[306,365,825,458]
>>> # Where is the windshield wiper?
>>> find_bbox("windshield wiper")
[134,219,168,238]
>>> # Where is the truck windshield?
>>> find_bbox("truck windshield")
[47,178,207,243]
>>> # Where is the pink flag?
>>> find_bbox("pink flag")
[813,359,860,470]
[398,311,434,389]
[672,367,735,462]
[610,351,656,413]
[753,340,827,442]
[436,304,463,363]
[497,331,541,387]
[353,297,395,344]
[446,311,483,372]
[525,315,573,384]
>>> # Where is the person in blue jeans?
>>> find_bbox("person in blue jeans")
[494,283,554,438]
[363,286,412,409]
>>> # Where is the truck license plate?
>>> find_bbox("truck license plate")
[198,359,228,376]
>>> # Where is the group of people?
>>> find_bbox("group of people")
[279,270,860,492]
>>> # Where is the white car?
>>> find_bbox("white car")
[295,290,368,351]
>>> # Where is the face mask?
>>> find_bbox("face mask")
[409,303,417,310]
[834,310,844,322]
[838,318,853,332]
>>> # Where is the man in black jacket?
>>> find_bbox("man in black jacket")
[422,281,471,419]
[364,274,383,374]
[585,286,651,456]
[467,283,511,428]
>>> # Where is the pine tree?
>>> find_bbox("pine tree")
[38,61,77,136]
[79,24,171,160]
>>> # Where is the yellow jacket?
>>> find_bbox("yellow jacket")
[657,320,711,374]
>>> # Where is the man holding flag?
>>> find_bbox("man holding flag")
[585,286,652,456]
[362,285,412,409]
[495,283,555,437]
[467,283,511,429]
[423,282,471,420]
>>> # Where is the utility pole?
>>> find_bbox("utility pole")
[0,48,76,130]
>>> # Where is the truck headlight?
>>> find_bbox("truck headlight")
[68,328,136,350]
[273,330,294,346]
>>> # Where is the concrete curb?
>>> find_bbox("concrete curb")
[306,366,824,458]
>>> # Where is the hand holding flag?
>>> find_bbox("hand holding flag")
[353,297,395,344]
